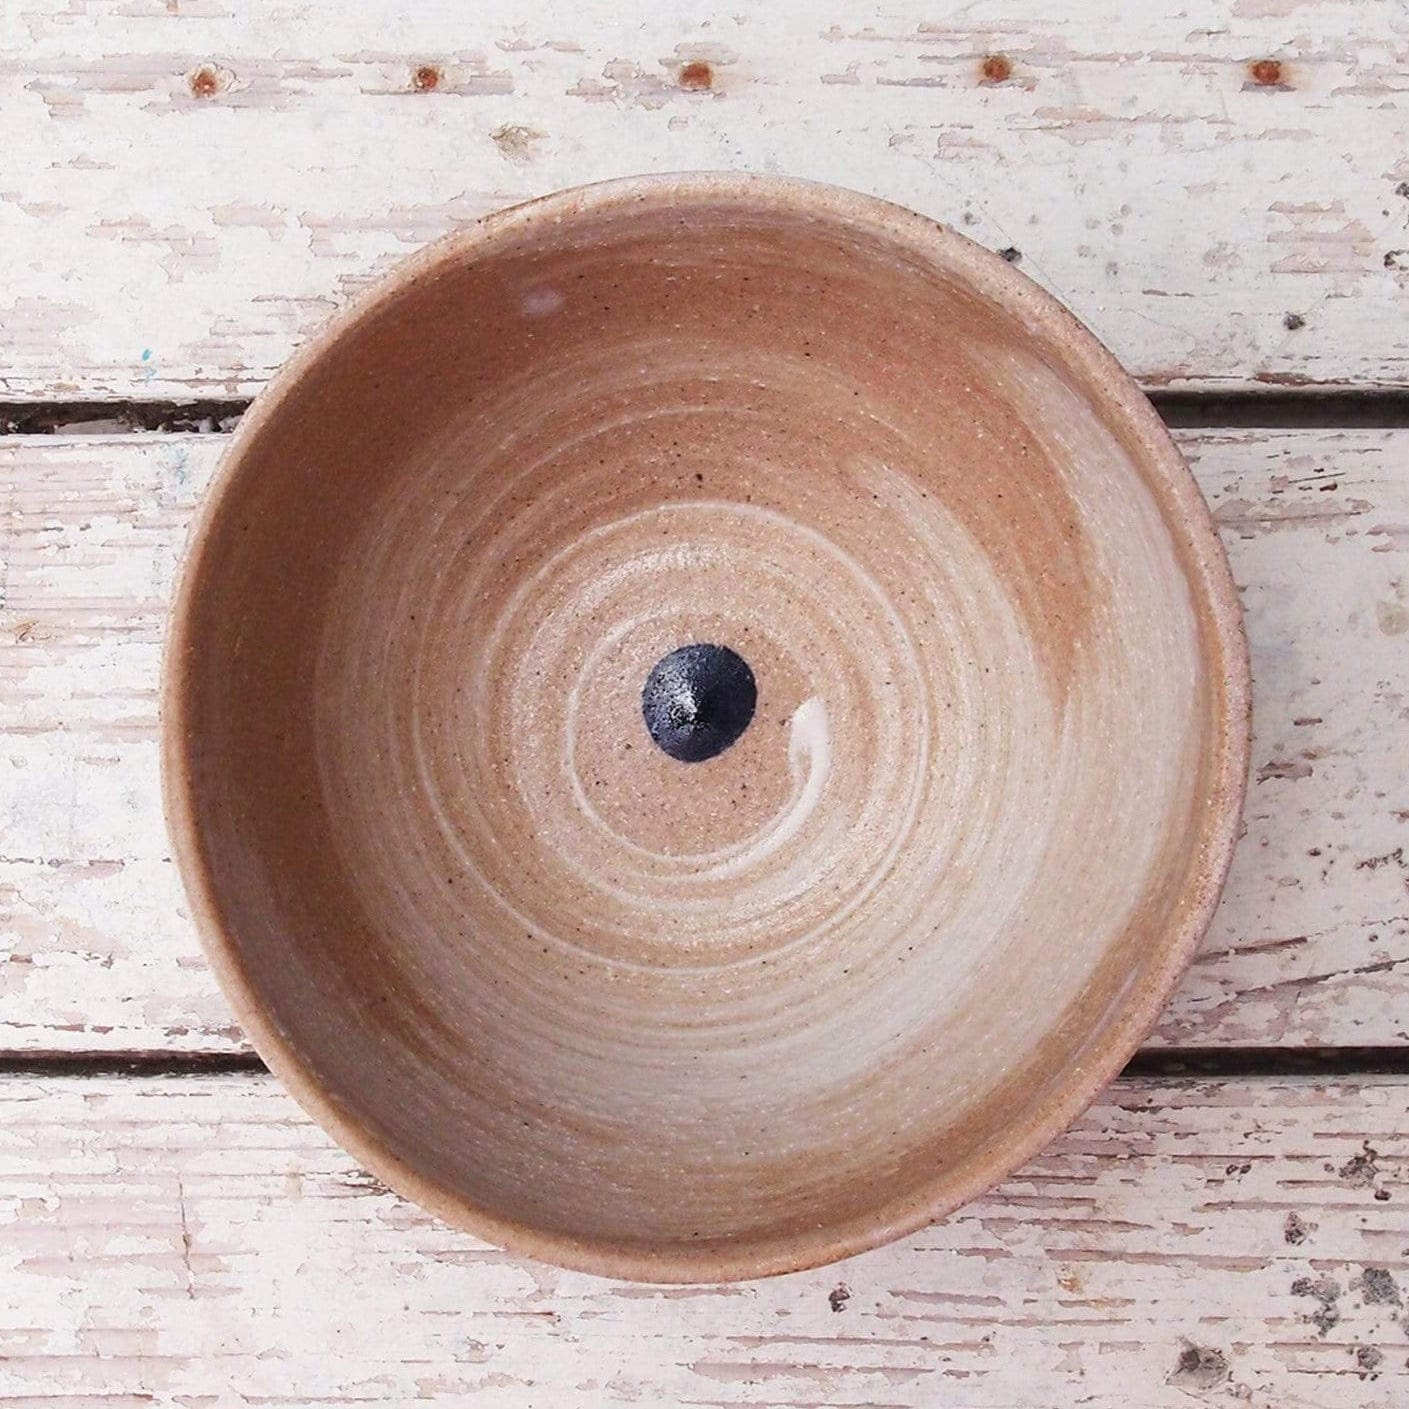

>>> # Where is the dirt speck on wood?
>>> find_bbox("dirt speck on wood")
[1354,1267,1402,1307]
[1339,1142,1381,1187]
[1170,1342,1229,1390]
[1291,1276,1342,1335]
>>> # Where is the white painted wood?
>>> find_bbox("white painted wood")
[2,0,1407,399]
[0,1073,1405,1405]
[2,428,1406,1052]
[1165,430,1409,1048]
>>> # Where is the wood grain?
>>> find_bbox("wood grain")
[0,1072,1404,1406]
[1,428,1406,1055]
[2,0,1407,400]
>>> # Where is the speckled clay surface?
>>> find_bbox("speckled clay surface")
[162,174,1250,1283]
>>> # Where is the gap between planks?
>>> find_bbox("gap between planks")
[6,390,1409,436]
[5,1047,1409,1081]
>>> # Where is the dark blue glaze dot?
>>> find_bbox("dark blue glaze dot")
[641,644,757,763]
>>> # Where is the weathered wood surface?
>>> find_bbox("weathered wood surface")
[0,1073,1404,1406]
[2,428,1407,1053]
[3,0,1408,400]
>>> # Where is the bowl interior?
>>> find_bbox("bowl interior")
[168,179,1244,1279]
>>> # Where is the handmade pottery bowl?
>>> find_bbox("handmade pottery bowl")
[163,175,1249,1282]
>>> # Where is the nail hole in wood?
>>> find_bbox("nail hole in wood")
[678,60,713,92]
[980,54,1012,84]
[188,65,221,98]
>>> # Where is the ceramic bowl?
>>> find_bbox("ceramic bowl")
[163,174,1249,1282]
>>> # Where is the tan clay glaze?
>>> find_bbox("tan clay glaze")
[163,175,1250,1282]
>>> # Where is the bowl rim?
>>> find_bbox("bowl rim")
[162,171,1252,1284]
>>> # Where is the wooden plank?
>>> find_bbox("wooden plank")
[2,0,1407,399]
[1,425,1407,1058]
[2,429,1408,1053]
[1162,430,1409,1048]
[0,1072,1405,1405]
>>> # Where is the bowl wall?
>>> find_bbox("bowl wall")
[164,175,1249,1281]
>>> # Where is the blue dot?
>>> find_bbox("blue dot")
[642,644,757,763]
